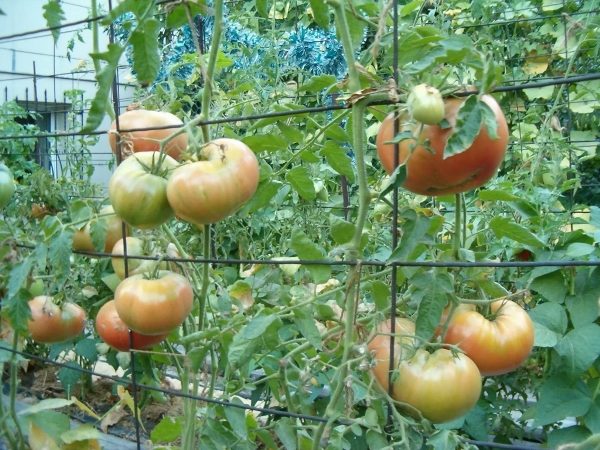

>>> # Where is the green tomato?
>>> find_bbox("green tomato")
[0,163,15,209]
[407,84,445,125]
[108,152,178,229]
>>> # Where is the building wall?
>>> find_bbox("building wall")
[0,0,134,189]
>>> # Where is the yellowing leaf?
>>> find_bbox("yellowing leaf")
[523,52,548,75]
[29,422,60,450]
[229,280,254,310]
[70,396,100,420]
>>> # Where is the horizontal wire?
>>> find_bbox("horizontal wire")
[1,72,599,142]
[457,8,600,29]
[13,243,600,268]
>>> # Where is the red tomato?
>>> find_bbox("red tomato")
[166,138,260,225]
[108,152,178,229]
[376,94,509,196]
[27,296,86,344]
[443,300,534,376]
[114,271,193,335]
[109,110,188,161]
[72,205,130,253]
[393,348,482,423]
[367,318,416,392]
[95,300,167,351]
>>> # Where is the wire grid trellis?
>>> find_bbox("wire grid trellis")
[1,1,599,449]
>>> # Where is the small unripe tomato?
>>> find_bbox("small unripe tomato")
[407,84,445,125]
[0,163,15,210]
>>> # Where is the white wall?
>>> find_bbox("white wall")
[0,0,134,189]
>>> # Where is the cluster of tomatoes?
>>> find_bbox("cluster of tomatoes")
[368,85,531,423]
[26,109,260,352]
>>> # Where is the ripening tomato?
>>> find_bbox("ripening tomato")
[109,110,188,161]
[367,318,416,392]
[376,94,509,196]
[95,300,167,351]
[109,152,178,229]
[166,138,260,225]
[0,163,15,210]
[73,205,130,253]
[443,300,534,376]
[111,237,166,279]
[27,296,86,344]
[114,271,193,335]
[393,348,482,423]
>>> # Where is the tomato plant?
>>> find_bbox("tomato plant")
[111,236,165,279]
[27,296,86,344]
[368,318,416,392]
[167,138,260,225]
[407,84,445,125]
[72,205,130,253]
[95,300,167,351]
[109,109,188,161]
[109,152,178,229]
[376,94,509,196]
[443,300,534,376]
[114,271,193,335]
[0,163,15,209]
[393,348,482,423]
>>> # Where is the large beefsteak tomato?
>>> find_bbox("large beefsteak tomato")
[166,138,259,225]
[95,300,167,351]
[376,94,509,196]
[109,152,177,229]
[393,348,482,423]
[114,271,193,335]
[73,205,130,253]
[109,110,188,161]
[443,300,534,376]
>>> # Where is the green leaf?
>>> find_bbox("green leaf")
[379,164,407,199]
[58,362,83,394]
[101,273,121,293]
[84,44,124,132]
[555,323,600,375]
[294,308,322,350]
[427,430,460,450]
[478,190,520,202]
[7,257,33,300]
[290,229,331,283]
[489,216,545,248]
[369,280,390,312]
[329,214,355,245]
[412,270,453,341]
[69,200,93,225]
[151,416,183,444]
[75,339,98,361]
[49,229,74,286]
[242,180,283,213]
[566,243,595,258]
[321,141,355,182]
[223,397,248,440]
[5,289,32,333]
[480,100,499,139]
[256,0,268,17]
[565,268,600,327]
[530,270,567,303]
[27,410,70,444]
[227,314,282,369]
[101,0,147,24]
[43,0,65,44]
[275,418,297,450]
[444,96,483,158]
[400,0,424,17]
[19,398,74,416]
[242,134,288,153]
[534,375,592,426]
[286,167,316,201]
[300,74,336,92]
[61,425,101,444]
[529,302,567,347]
[388,210,430,263]
[130,18,161,86]
[166,3,206,28]
[309,0,330,28]
[90,219,108,252]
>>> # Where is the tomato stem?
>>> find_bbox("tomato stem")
[453,193,462,258]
